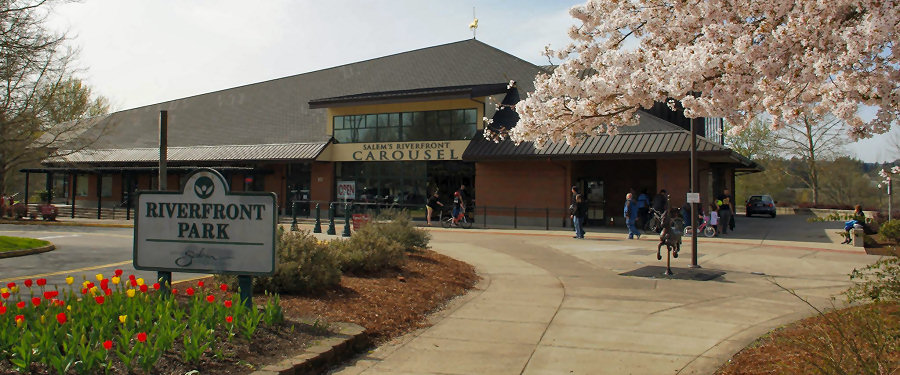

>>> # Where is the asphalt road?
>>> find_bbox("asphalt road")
[0,224,207,292]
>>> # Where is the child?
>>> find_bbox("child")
[709,203,719,236]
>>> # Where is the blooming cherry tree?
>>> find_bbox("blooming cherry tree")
[509,0,899,146]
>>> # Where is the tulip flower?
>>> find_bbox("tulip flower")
[206,295,215,303]
[100,279,109,290]
[80,288,88,295]
[220,283,228,292]
[0,305,6,315]
[197,280,205,288]
[111,276,121,285]
[225,316,233,323]
[136,278,145,287]
[0,288,5,294]
[224,300,232,308]
[95,273,104,281]
[119,315,127,324]
[126,289,136,298]
[114,269,123,277]
[31,297,40,307]
[104,288,112,296]
[129,279,137,288]
[171,288,178,295]
[136,332,147,343]
[94,296,105,305]
[89,286,99,295]
[36,278,46,287]
[1,292,9,299]
[23,279,32,288]
[65,276,74,285]
[16,301,25,309]
[56,312,67,324]
[43,291,57,299]
[152,283,160,290]
[5,282,14,289]
[9,286,17,294]
[186,287,195,296]
[139,285,148,293]
[128,274,136,281]
[103,340,113,350]
[15,315,24,327]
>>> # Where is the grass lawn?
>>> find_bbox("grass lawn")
[0,236,50,252]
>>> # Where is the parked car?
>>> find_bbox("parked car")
[745,195,777,218]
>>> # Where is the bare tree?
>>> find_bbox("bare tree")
[0,0,110,193]
[725,118,777,160]
[775,114,847,205]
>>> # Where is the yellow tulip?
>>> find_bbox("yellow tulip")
[11,286,18,293]
[126,289,136,298]
[40,315,45,324]
[95,273,104,281]
[82,281,91,288]
[0,288,6,294]
[65,276,74,285]
[66,305,71,311]
[119,315,127,324]
[89,286,98,295]
[136,278,145,287]
[111,276,120,285]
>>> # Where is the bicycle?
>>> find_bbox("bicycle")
[683,217,716,238]
[441,207,473,229]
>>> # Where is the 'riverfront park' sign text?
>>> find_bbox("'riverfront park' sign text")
[134,169,276,276]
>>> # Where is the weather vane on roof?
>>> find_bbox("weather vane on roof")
[469,7,478,39]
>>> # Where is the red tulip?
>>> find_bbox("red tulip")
[206,295,215,303]
[139,284,148,293]
[36,278,46,287]
[1,292,9,299]
[100,279,109,290]
[23,279,32,288]
[185,287,194,296]
[114,269,124,277]
[128,274,136,281]
[197,280,205,288]
[224,300,232,308]
[104,288,112,296]
[129,279,137,287]
[56,312,66,324]
[5,282,14,289]
[152,283,160,290]
[81,288,88,295]
[16,301,25,309]
[52,299,64,307]
[94,296,104,305]
[225,316,233,323]
[43,291,55,299]
[0,305,6,315]
[31,297,40,307]
[86,282,94,289]
[220,283,228,292]
[102,340,113,350]
[136,332,147,343]
[171,288,178,295]
[14,315,24,324]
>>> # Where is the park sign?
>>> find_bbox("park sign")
[134,168,276,276]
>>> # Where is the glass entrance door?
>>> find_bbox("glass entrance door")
[577,179,604,225]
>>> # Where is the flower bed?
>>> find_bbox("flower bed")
[0,272,290,374]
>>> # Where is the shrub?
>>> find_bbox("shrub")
[878,220,900,243]
[847,256,900,303]
[368,209,431,251]
[218,227,341,294]
[334,225,406,275]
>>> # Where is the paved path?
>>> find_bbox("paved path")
[330,215,879,375]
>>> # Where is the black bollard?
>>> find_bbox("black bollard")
[290,201,299,231]
[313,203,322,233]
[326,202,336,235]
[342,203,351,237]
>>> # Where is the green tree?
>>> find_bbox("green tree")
[0,0,111,193]
[725,118,777,160]
[818,157,881,208]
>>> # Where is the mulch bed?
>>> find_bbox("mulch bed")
[0,249,479,374]
[715,302,900,374]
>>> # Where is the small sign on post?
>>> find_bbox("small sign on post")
[134,168,276,306]
[686,193,700,204]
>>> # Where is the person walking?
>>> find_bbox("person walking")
[717,189,733,234]
[570,185,579,236]
[624,193,640,239]
[425,191,443,226]
[572,194,587,239]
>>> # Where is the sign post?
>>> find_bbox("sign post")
[134,168,276,306]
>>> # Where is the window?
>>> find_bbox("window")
[101,176,113,197]
[76,175,89,197]
[333,108,477,143]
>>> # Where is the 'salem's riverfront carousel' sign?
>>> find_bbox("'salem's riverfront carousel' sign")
[134,169,276,276]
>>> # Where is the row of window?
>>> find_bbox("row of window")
[333,109,478,143]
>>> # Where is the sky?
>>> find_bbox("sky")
[44,0,895,163]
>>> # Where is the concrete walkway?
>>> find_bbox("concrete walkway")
[330,214,880,375]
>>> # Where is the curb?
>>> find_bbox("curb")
[251,322,369,375]
[0,219,133,228]
[0,244,56,259]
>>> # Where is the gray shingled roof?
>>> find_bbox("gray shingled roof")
[46,142,327,166]
[464,111,753,165]
[66,40,544,160]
